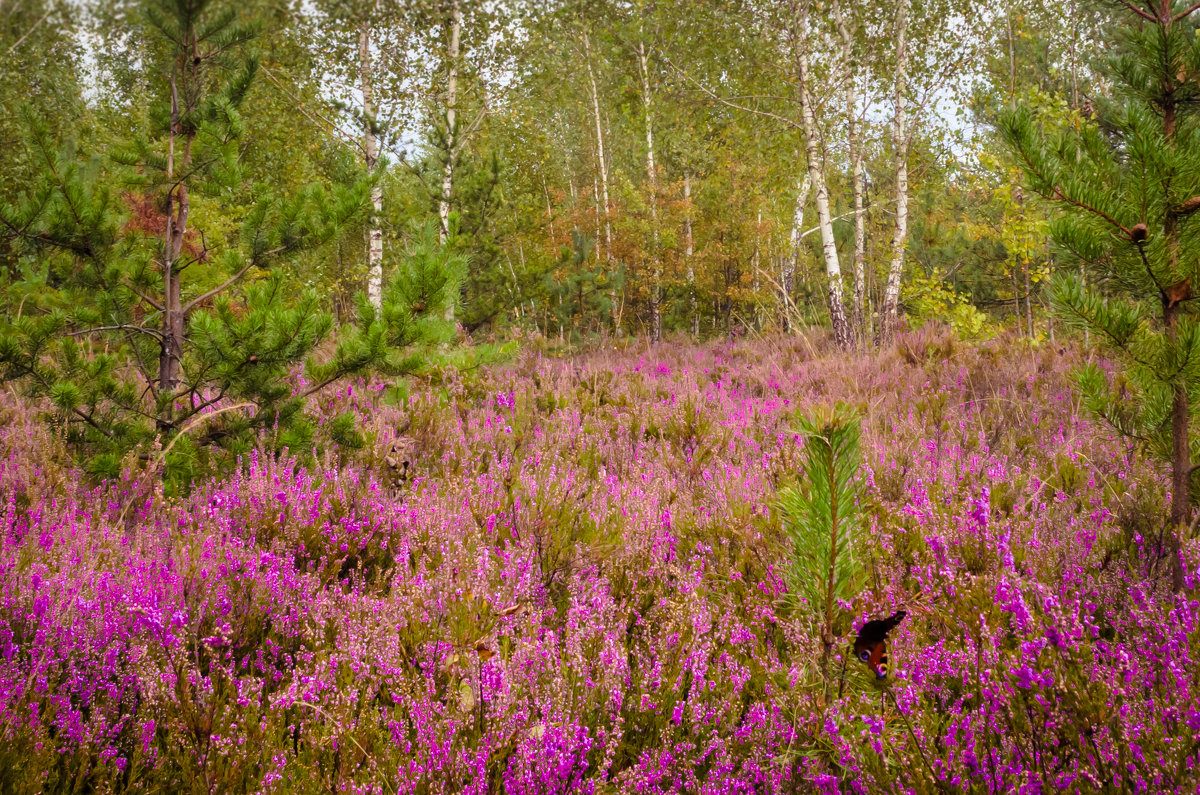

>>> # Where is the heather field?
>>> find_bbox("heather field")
[2,330,1198,793]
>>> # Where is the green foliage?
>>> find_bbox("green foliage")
[543,231,623,342]
[903,268,991,338]
[0,0,463,492]
[777,403,865,668]
[1000,0,1200,586]
[1000,11,1200,396]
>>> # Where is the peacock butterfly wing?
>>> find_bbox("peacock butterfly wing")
[854,610,906,679]
[868,640,888,678]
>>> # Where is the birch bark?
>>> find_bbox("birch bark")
[439,0,460,246]
[833,0,867,342]
[359,19,383,311]
[684,173,697,338]
[583,31,611,259]
[638,39,661,342]
[880,0,909,342]
[440,0,461,325]
[783,172,811,333]
[794,4,852,348]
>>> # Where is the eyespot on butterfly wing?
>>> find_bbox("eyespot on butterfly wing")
[853,610,907,680]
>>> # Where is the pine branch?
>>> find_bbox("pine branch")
[1173,1,1200,22]
[1136,241,1167,298]
[68,325,164,340]
[1121,0,1159,22]
[181,247,284,314]
[1050,186,1134,238]
[122,280,165,312]
[1056,290,1156,372]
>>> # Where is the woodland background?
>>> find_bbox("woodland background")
[0,0,1098,346]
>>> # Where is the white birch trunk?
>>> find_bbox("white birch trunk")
[543,176,555,241]
[583,31,611,258]
[439,0,460,246]
[784,171,812,332]
[360,20,383,311]
[753,207,762,329]
[881,0,909,342]
[795,8,851,348]
[684,173,697,338]
[639,39,662,342]
[440,0,461,325]
[593,175,602,261]
[834,0,866,342]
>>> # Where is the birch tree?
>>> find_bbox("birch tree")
[581,28,611,260]
[791,0,853,349]
[832,0,868,341]
[880,0,909,342]
[416,0,517,327]
[685,172,697,337]
[637,35,663,341]
[439,0,461,246]
[359,12,384,309]
[309,0,419,312]
[783,171,811,332]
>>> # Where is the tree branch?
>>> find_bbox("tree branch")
[68,324,164,340]
[1121,0,1159,21]
[450,104,489,160]
[259,64,368,158]
[1136,241,1167,299]
[657,51,803,132]
[259,62,434,193]
[67,406,114,439]
[3,7,51,58]
[1174,0,1200,21]
[1048,186,1133,237]
[122,280,164,312]
[182,247,284,314]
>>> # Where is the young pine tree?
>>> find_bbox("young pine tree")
[777,403,865,699]
[1001,0,1200,591]
[0,0,460,489]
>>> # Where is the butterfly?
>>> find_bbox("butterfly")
[853,610,907,680]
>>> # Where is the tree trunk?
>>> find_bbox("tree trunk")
[638,39,661,343]
[1024,259,1033,337]
[784,172,812,333]
[834,0,867,343]
[439,0,460,246]
[593,175,602,261]
[159,59,192,430]
[1012,266,1024,337]
[753,206,762,330]
[684,173,697,338]
[1166,300,1189,591]
[1164,90,1188,591]
[543,176,555,241]
[795,4,852,349]
[360,20,383,311]
[880,0,909,343]
[583,31,611,260]
[1081,263,1089,346]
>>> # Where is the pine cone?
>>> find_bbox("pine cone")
[1129,223,1149,242]
[1167,278,1192,309]
[1177,196,1200,215]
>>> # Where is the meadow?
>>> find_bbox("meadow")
[1,329,1197,793]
